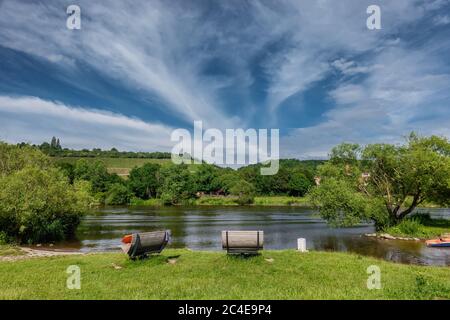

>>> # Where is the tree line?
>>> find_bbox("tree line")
[22,137,172,159]
[56,158,318,206]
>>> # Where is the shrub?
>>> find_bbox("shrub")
[0,166,90,244]
[230,180,255,205]
[105,183,132,205]
[128,163,161,199]
[0,231,9,245]
[159,165,196,205]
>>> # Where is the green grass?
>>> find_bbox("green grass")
[128,196,311,207]
[384,217,450,239]
[194,196,239,206]
[0,249,449,300]
[130,198,164,206]
[53,157,170,177]
[253,196,310,206]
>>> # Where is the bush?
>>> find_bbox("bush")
[105,183,132,205]
[0,142,50,176]
[128,163,161,199]
[0,232,9,245]
[230,180,255,205]
[159,165,196,205]
[0,166,90,244]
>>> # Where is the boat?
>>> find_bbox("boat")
[426,237,450,247]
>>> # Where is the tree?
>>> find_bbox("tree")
[105,183,132,205]
[193,164,219,193]
[0,166,92,243]
[50,136,57,149]
[159,164,196,205]
[0,142,50,176]
[309,134,450,229]
[211,172,241,194]
[230,180,256,205]
[288,172,312,196]
[128,163,161,199]
[73,159,111,193]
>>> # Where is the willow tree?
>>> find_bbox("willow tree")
[309,134,450,229]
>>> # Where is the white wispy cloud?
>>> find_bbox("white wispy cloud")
[0,96,174,151]
[257,0,428,112]
[0,0,241,129]
[281,44,450,158]
[0,0,449,158]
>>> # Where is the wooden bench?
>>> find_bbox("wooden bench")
[222,230,263,254]
[122,230,170,259]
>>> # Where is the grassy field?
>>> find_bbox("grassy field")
[0,249,449,300]
[52,157,171,176]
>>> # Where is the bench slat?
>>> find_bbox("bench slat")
[222,231,264,254]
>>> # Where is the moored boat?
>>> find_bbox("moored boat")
[426,237,450,247]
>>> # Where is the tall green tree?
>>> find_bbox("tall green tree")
[193,164,219,193]
[309,134,450,229]
[73,159,112,193]
[0,142,50,176]
[159,164,196,205]
[128,163,161,199]
[0,143,92,243]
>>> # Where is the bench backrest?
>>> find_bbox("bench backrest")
[222,230,264,254]
[125,230,170,258]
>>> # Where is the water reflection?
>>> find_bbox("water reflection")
[53,206,449,266]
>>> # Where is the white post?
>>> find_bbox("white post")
[297,238,307,252]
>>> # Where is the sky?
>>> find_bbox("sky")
[0,0,450,159]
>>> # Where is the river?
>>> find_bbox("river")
[49,206,449,266]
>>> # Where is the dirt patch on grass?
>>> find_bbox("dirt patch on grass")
[0,247,84,262]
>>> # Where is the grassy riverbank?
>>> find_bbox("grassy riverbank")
[131,196,311,207]
[382,217,450,239]
[0,249,449,300]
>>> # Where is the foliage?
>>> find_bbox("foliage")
[309,133,450,229]
[383,214,450,239]
[0,166,91,244]
[230,180,256,205]
[128,163,161,199]
[308,178,386,228]
[192,164,220,193]
[105,183,132,205]
[159,164,197,205]
[36,137,171,159]
[211,172,241,194]
[73,159,112,193]
[0,142,50,176]
[287,172,311,196]
[237,160,314,196]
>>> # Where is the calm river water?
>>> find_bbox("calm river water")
[53,206,449,266]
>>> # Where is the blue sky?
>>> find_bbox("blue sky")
[0,0,450,158]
